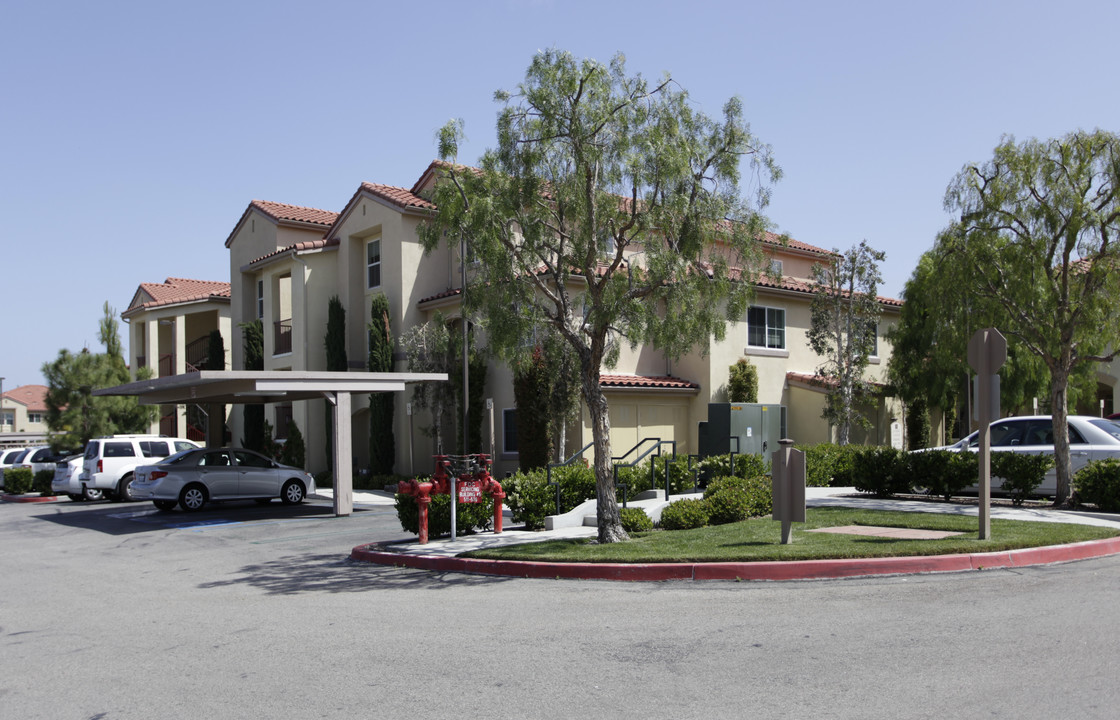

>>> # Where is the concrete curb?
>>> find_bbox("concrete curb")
[1,494,67,504]
[350,535,1120,582]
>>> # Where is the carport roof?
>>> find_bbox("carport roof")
[92,370,447,405]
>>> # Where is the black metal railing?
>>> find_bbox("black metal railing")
[273,319,293,355]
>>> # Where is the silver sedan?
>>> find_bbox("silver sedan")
[932,415,1120,495]
[131,447,317,512]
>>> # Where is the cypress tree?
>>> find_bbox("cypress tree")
[368,294,395,474]
[324,296,347,471]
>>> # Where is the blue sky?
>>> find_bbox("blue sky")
[2,0,1117,390]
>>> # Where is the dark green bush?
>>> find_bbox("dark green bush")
[993,452,1053,505]
[395,491,495,537]
[34,469,55,496]
[798,443,862,487]
[1075,458,1120,512]
[658,498,710,530]
[907,450,977,501]
[696,453,769,482]
[3,467,33,495]
[852,446,910,497]
[704,487,753,525]
[616,454,697,497]
[704,475,773,518]
[619,506,654,533]
[503,469,553,529]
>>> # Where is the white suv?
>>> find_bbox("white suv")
[80,435,199,502]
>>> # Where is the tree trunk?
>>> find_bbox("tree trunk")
[1051,369,1073,506]
[583,368,627,544]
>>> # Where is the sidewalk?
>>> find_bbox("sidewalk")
[349,487,1120,582]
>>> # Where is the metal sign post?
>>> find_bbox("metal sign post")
[967,328,1007,540]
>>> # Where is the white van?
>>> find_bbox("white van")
[79,435,199,502]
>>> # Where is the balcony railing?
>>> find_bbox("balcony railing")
[274,319,293,355]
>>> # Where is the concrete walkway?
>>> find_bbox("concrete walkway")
[349,486,1120,581]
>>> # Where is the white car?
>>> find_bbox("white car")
[79,435,200,502]
[131,447,316,512]
[932,415,1120,495]
[52,454,102,501]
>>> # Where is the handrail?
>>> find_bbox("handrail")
[546,442,594,516]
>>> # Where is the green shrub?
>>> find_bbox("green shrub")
[697,453,769,483]
[992,452,1053,505]
[3,467,33,495]
[1075,458,1120,512]
[798,443,862,487]
[704,487,754,525]
[907,450,976,501]
[658,498,710,530]
[704,475,773,518]
[619,506,654,533]
[394,491,495,537]
[852,446,910,497]
[616,454,697,497]
[34,469,55,496]
[503,469,553,529]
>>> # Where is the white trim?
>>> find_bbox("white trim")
[744,346,790,358]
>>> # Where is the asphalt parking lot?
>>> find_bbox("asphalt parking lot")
[5,495,1120,719]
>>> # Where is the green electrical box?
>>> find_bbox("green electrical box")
[698,403,784,459]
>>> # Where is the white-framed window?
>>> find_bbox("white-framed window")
[367,238,382,289]
[256,279,264,319]
[866,321,879,356]
[28,413,43,423]
[1,411,13,427]
[770,259,783,275]
[503,408,518,455]
[747,306,785,349]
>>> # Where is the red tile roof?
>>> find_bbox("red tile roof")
[320,181,437,244]
[418,287,463,306]
[250,200,339,227]
[243,237,340,269]
[2,384,48,412]
[225,200,339,248]
[600,374,699,391]
[124,278,231,316]
[786,372,886,390]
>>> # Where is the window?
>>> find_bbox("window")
[864,321,878,356]
[139,441,170,458]
[103,442,136,458]
[770,259,783,275]
[1,411,13,427]
[747,306,785,349]
[367,238,382,289]
[275,404,293,440]
[256,279,264,319]
[28,413,43,423]
[503,408,518,454]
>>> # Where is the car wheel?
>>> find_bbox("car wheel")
[83,486,104,502]
[153,500,177,511]
[117,474,135,503]
[280,480,305,505]
[179,484,208,512]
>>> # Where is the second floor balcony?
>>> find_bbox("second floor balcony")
[274,318,292,355]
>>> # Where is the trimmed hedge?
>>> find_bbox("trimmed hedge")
[993,452,1053,505]
[852,446,910,497]
[34,469,55,496]
[619,506,654,533]
[1075,458,1120,512]
[3,467,33,495]
[658,498,710,530]
[703,475,773,519]
[797,443,862,487]
[907,450,977,501]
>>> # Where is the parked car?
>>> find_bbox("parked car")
[131,447,316,512]
[930,415,1120,495]
[79,435,200,502]
[52,454,101,501]
[0,447,29,488]
[13,446,69,476]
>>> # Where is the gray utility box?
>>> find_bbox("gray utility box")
[698,403,784,459]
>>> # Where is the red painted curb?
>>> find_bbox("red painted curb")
[1,494,66,504]
[350,535,1120,582]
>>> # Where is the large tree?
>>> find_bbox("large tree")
[807,241,885,445]
[43,303,155,450]
[419,50,778,542]
[939,130,1120,504]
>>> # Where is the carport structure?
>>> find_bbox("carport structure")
[93,370,446,516]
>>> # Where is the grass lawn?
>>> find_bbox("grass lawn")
[462,507,1120,563]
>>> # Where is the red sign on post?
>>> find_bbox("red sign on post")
[458,479,483,504]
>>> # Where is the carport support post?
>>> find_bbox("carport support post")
[332,391,353,517]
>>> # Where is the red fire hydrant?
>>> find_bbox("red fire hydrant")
[398,454,506,544]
